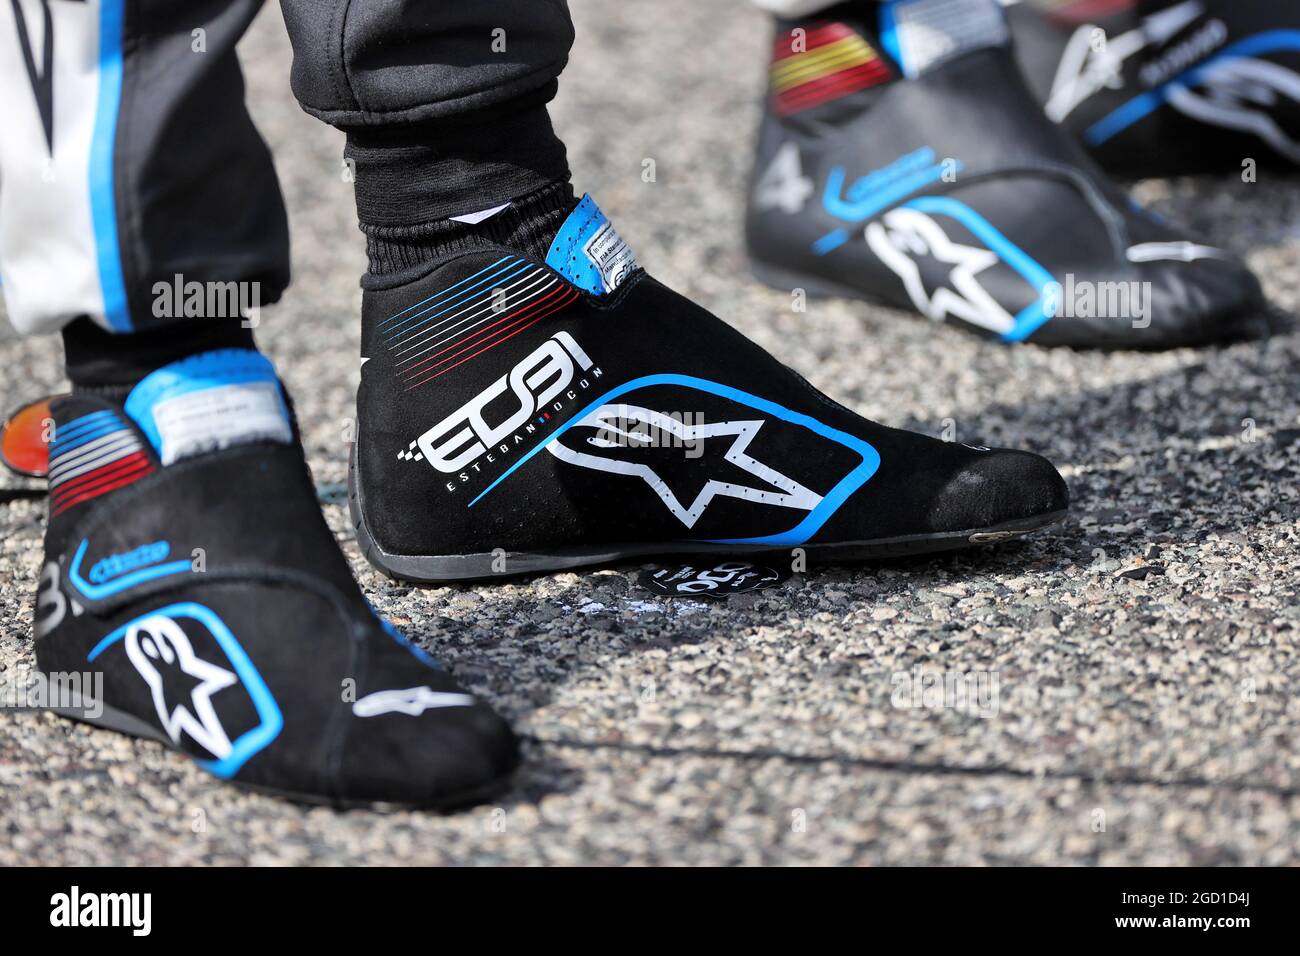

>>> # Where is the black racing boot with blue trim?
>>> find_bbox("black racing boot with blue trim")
[744,0,1267,348]
[32,349,518,807]
[348,193,1070,583]
[1008,0,1300,178]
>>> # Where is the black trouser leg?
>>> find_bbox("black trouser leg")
[278,0,578,282]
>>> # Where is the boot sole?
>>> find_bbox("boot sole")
[36,673,515,811]
[349,444,1067,584]
[747,255,1275,349]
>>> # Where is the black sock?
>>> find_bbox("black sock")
[346,105,575,286]
[359,180,576,287]
[61,316,258,396]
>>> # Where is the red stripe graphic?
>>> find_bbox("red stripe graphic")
[404,289,581,391]
[771,22,856,60]
[774,61,892,115]
[52,457,153,515]
[48,438,143,488]
[50,450,151,500]
[385,269,549,352]
[398,285,575,380]
[51,460,152,507]
[395,278,559,369]
[770,20,892,116]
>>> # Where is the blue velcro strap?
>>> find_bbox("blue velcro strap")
[124,349,292,464]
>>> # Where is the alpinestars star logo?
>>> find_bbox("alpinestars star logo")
[468,375,881,546]
[88,603,282,776]
[1168,57,1300,164]
[124,614,239,759]
[353,687,475,718]
[1126,241,1231,263]
[547,404,824,529]
[866,207,1017,335]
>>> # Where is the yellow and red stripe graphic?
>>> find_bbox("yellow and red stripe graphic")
[770,22,893,117]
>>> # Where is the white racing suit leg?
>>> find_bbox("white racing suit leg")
[0,0,288,336]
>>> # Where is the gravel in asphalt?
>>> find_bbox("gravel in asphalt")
[1,1,1297,865]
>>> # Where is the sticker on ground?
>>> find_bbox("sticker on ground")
[638,560,790,599]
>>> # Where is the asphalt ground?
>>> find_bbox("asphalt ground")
[1,1,1298,865]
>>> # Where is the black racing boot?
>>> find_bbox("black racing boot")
[744,0,1267,348]
[33,349,518,807]
[1008,0,1300,177]
[349,194,1070,583]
